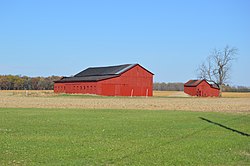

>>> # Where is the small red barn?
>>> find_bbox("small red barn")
[54,64,154,96]
[184,79,220,97]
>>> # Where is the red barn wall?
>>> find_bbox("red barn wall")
[196,81,220,97]
[54,82,98,94]
[184,86,196,96]
[54,64,153,96]
[184,80,220,97]
[54,83,66,93]
[98,65,153,96]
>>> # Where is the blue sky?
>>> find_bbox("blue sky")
[0,0,249,86]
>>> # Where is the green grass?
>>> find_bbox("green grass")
[0,108,249,165]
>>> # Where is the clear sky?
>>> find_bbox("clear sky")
[0,0,249,86]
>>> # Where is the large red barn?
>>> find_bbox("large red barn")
[184,79,220,97]
[54,64,153,96]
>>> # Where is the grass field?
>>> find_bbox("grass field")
[0,90,249,165]
[0,108,249,165]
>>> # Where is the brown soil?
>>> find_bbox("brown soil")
[0,94,249,113]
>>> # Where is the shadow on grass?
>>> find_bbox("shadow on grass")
[199,117,250,137]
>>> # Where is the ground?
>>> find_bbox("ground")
[0,90,249,165]
[0,90,250,113]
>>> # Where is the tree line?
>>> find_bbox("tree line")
[0,75,61,90]
[0,75,249,92]
[153,82,184,91]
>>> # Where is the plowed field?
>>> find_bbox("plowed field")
[1,90,249,113]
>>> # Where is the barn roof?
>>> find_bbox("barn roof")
[56,75,118,82]
[74,64,136,77]
[184,80,203,87]
[55,64,152,83]
[184,79,220,89]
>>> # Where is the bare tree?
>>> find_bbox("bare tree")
[198,45,238,94]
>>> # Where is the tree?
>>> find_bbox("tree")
[197,45,238,95]
[13,76,24,90]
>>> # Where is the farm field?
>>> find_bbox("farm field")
[0,90,250,113]
[153,90,250,98]
[222,92,250,98]
[0,90,249,165]
[2,90,250,98]
[0,108,249,165]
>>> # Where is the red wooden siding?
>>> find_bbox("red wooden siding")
[98,65,153,96]
[54,64,153,96]
[184,80,220,97]
[54,82,98,94]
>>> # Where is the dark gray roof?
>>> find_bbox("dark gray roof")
[74,64,136,77]
[184,79,220,89]
[55,64,138,83]
[184,80,203,86]
[55,75,118,83]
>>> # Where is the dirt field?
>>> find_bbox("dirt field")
[154,90,250,98]
[0,90,250,113]
[221,92,250,98]
[153,91,190,97]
